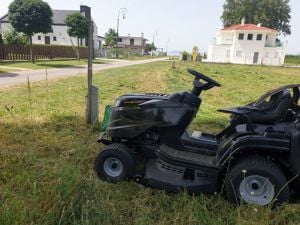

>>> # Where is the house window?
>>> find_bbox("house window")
[236,50,242,57]
[238,33,244,40]
[247,34,253,40]
[38,35,41,40]
[257,34,262,41]
[117,38,122,42]
[130,39,134,46]
[53,36,57,41]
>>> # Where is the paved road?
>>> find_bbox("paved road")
[0,58,167,89]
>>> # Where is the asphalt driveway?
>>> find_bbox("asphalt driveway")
[0,58,167,89]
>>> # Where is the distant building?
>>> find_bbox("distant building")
[0,6,105,55]
[207,20,286,66]
[116,33,148,56]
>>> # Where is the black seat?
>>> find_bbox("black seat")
[238,89,292,124]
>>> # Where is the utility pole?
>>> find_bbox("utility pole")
[83,5,99,124]
[166,38,170,56]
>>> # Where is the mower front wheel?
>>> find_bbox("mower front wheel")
[94,144,135,183]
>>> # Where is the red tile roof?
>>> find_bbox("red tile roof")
[222,24,278,32]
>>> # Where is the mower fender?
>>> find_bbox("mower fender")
[216,134,290,167]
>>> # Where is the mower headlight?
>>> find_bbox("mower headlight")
[114,99,121,107]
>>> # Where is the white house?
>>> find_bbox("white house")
[0,6,105,55]
[116,33,148,56]
[207,21,286,66]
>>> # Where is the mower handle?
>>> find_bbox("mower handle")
[187,69,221,96]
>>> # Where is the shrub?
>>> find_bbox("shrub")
[182,51,188,60]
[3,29,28,45]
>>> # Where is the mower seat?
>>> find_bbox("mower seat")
[238,89,292,124]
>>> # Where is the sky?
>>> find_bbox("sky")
[0,0,299,54]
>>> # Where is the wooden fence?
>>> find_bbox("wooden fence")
[0,44,89,60]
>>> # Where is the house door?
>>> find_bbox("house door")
[45,36,50,45]
[253,52,259,64]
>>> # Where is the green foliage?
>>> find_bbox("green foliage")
[182,51,189,60]
[0,34,4,45]
[203,52,207,60]
[8,0,53,63]
[145,42,157,53]
[105,28,117,47]
[64,12,88,60]
[221,0,291,35]
[65,12,88,39]
[8,0,53,36]
[3,29,28,45]
[192,46,199,54]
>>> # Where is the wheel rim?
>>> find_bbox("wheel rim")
[103,157,123,177]
[239,175,275,206]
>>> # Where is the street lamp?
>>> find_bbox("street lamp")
[151,30,158,57]
[116,8,127,58]
[166,38,170,56]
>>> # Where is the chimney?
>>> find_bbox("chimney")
[241,17,245,25]
[141,32,144,38]
[128,33,130,37]
[257,23,262,27]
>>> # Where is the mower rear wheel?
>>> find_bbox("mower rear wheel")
[225,156,290,206]
[94,144,135,183]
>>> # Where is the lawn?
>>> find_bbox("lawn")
[285,55,300,65]
[0,58,108,72]
[1,61,300,225]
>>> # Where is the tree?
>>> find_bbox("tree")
[65,12,88,60]
[145,42,156,53]
[0,34,3,45]
[221,0,291,35]
[8,0,53,63]
[105,28,117,47]
[3,29,28,45]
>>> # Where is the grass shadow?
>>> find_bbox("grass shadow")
[92,61,108,64]
[37,63,85,69]
[0,72,18,77]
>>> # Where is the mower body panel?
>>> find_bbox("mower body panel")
[106,92,201,139]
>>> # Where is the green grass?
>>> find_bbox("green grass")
[1,61,300,225]
[0,58,108,71]
[285,55,300,65]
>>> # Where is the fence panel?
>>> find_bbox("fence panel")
[0,44,89,60]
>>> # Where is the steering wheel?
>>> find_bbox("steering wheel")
[187,69,221,96]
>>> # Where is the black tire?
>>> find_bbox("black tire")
[94,144,135,183]
[225,156,290,206]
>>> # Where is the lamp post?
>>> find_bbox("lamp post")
[166,38,170,56]
[116,8,127,58]
[151,30,158,57]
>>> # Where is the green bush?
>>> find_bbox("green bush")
[3,29,28,45]
[182,51,188,60]
[0,34,3,45]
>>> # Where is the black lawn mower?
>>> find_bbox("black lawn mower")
[94,69,300,206]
